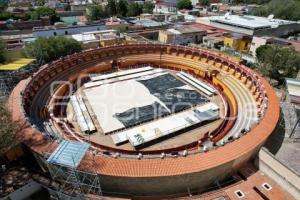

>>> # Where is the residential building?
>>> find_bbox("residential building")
[154,0,177,14]
[32,24,105,38]
[202,32,224,49]
[0,33,34,50]
[70,1,89,12]
[60,16,87,25]
[167,14,185,22]
[130,19,167,29]
[223,33,252,52]
[249,36,273,57]
[0,17,51,33]
[140,13,166,22]
[71,30,124,49]
[250,36,300,57]
[158,26,206,45]
[105,18,129,31]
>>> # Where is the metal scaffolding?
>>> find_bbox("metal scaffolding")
[45,140,102,200]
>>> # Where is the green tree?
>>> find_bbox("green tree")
[0,39,6,64]
[199,0,210,6]
[142,2,155,14]
[117,0,128,16]
[230,0,270,4]
[256,45,300,84]
[0,11,30,21]
[86,4,107,21]
[0,11,12,20]
[255,44,273,62]
[107,0,117,16]
[0,103,19,155]
[24,36,82,65]
[177,0,193,10]
[127,3,143,17]
[30,7,60,24]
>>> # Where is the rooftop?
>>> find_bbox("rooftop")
[200,14,296,30]
[0,58,35,71]
[0,33,33,40]
[130,19,166,28]
[167,26,206,35]
[32,23,104,32]
[71,30,119,43]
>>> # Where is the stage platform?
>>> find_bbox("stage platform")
[83,69,208,134]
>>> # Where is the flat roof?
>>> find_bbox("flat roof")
[47,140,90,168]
[0,58,34,71]
[71,33,97,42]
[32,23,104,32]
[0,33,33,40]
[131,19,165,27]
[204,15,295,30]
[167,26,205,35]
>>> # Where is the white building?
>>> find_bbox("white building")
[153,0,177,14]
[196,14,300,37]
[32,24,105,38]
[158,26,206,45]
[249,36,271,57]
[249,36,296,57]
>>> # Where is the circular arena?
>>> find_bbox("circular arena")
[9,44,280,197]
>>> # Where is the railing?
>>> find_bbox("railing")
[20,43,269,160]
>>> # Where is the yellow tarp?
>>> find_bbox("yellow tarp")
[0,58,35,71]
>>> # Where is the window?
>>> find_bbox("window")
[65,31,68,35]
[262,183,272,191]
[234,190,245,198]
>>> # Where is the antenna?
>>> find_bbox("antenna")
[267,14,274,21]
[224,12,230,20]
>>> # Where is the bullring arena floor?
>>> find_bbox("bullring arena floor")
[66,68,225,151]
[9,44,280,197]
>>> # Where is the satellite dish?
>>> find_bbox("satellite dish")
[225,12,230,20]
[267,14,274,21]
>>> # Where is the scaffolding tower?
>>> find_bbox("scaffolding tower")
[46,140,102,200]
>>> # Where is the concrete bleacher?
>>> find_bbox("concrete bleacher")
[90,66,153,82]
[177,72,214,97]
[84,68,164,89]
[178,71,216,95]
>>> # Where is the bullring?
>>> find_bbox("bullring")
[9,44,279,196]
